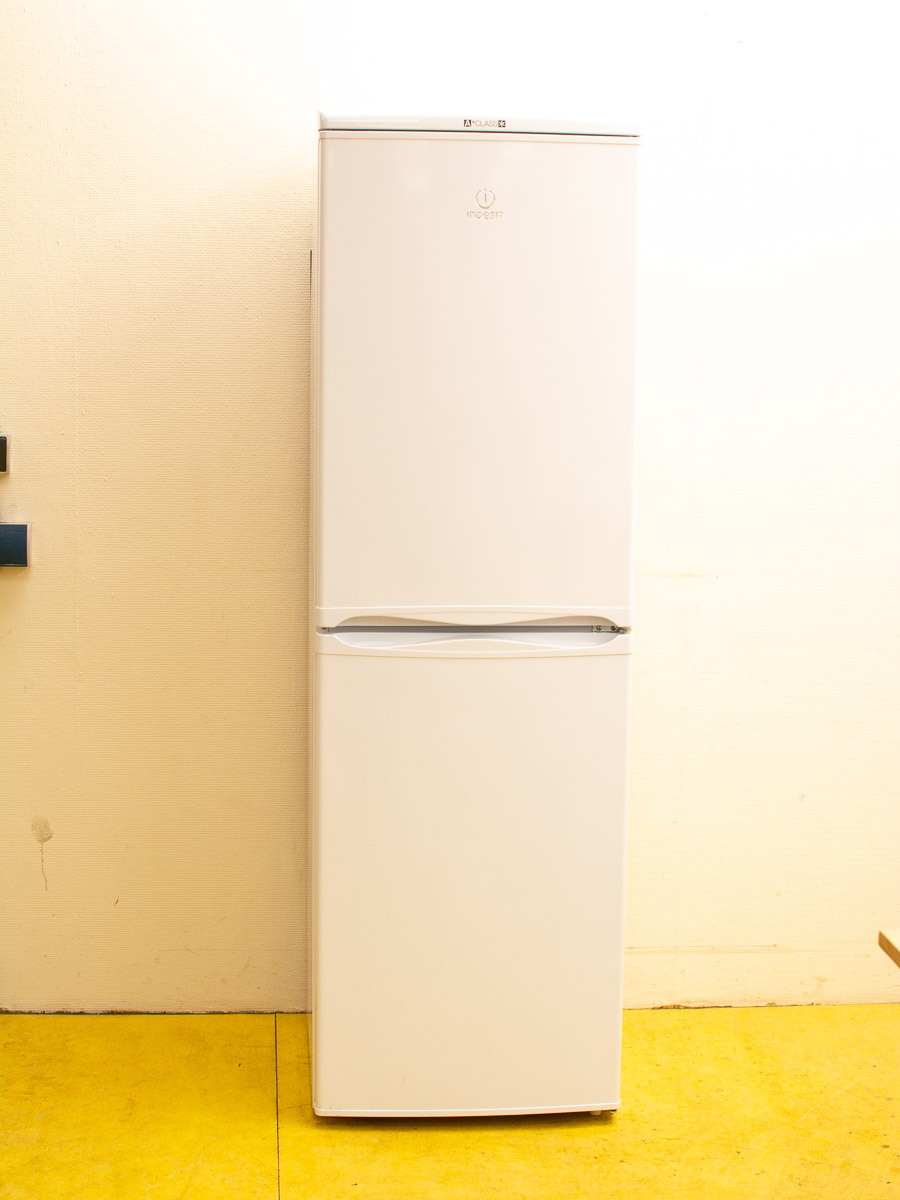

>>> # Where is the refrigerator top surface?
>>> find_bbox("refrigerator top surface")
[318,113,639,138]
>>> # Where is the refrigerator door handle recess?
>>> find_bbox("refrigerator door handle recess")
[320,624,631,635]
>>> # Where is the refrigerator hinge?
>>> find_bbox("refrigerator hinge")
[592,623,632,635]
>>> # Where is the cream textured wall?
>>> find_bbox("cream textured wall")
[3,0,900,1011]
[1,0,315,1010]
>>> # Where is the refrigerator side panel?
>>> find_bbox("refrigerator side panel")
[308,162,321,1085]
[317,134,637,624]
[313,646,630,1116]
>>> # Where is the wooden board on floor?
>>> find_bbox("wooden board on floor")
[878,929,900,969]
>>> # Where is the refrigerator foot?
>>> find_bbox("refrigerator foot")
[590,1109,617,1117]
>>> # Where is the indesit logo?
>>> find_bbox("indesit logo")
[463,118,507,129]
[467,188,503,221]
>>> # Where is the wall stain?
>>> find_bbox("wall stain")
[31,818,53,890]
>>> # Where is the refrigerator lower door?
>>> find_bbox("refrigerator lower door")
[313,631,631,1117]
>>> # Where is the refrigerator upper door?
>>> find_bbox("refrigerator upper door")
[316,132,637,626]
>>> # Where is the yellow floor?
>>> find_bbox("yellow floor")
[1,1006,898,1198]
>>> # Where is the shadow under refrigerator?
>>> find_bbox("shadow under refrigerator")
[312,114,639,1117]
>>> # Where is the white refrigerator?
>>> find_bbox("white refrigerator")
[312,114,639,1117]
